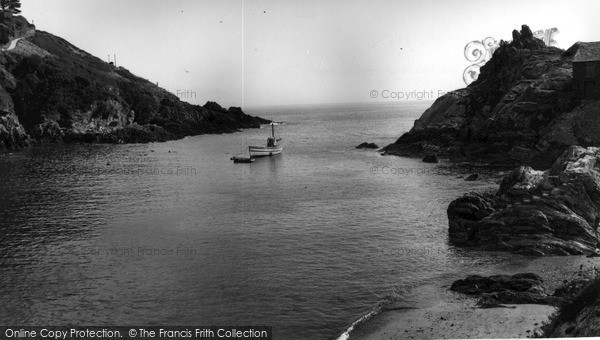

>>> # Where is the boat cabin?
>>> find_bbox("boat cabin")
[573,41,600,100]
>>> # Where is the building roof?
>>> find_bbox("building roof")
[574,41,600,62]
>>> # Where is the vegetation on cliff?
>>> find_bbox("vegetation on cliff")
[0,15,268,150]
[0,0,21,15]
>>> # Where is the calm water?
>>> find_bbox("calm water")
[0,102,517,339]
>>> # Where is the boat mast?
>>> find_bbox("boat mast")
[271,122,275,138]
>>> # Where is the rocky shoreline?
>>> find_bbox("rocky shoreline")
[381,25,597,170]
[0,15,268,151]
[374,24,600,338]
[350,255,600,339]
[443,146,600,337]
[448,145,600,257]
[351,148,600,338]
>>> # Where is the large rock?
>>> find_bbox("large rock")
[451,273,543,295]
[422,154,439,163]
[0,83,29,149]
[447,146,600,256]
[511,25,546,50]
[450,273,559,305]
[31,119,63,143]
[447,192,496,245]
[382,25,584,169]
[356,142,379,149]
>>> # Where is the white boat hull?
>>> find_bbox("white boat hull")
[249,145,283,157]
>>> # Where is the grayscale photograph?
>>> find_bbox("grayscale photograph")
[1,0,600,339]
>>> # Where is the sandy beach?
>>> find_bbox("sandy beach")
[351,301,555,339]
[349,255,600,339]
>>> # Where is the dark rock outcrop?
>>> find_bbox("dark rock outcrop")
[0,108,29,149]
[450,273,559,306]
[544,277,600,337]
[422,154,439,163]
[0,64,29,149]
[465,173,479,181]
[31,119,63,143]
[451,273,543,294]
[552,278,592,300]
[511,25,545,50]
[447,146,600,256]
[356,142,379,149]
[382,25,588,169]
[0,15,269,150]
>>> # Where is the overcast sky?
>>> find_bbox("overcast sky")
[21,0,600,108]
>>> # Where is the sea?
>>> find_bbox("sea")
[0,102,519,339]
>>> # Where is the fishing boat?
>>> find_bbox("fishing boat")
[249,122,283,157]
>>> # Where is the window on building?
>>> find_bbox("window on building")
[587,63,598,77]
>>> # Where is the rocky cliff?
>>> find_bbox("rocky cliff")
[0,15,268,150]
[544,277,600,337]
[447,145,600,256]
[382,25,593,169]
